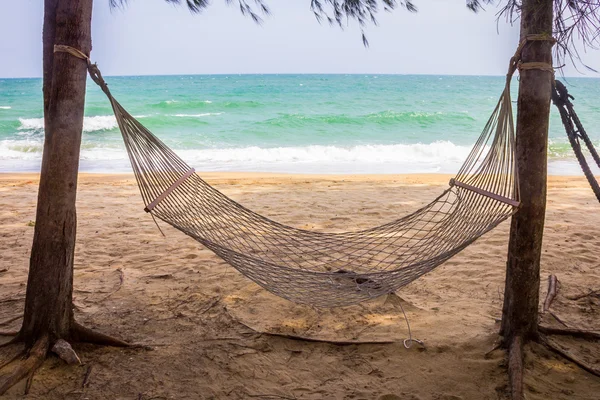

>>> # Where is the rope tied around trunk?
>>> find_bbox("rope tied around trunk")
[54,44,111,95]
[506,34,556,79]
[518,61,555,73]
[53,44,90,65]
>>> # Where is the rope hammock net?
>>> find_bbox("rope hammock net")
[55,45,521,308]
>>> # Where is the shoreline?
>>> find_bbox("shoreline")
[0,158,592,177]
[0,171,595,184]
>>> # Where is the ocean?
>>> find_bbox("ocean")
[1,74,599,174]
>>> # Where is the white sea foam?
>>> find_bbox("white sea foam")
[0,139,44,159]
[17,118,44,131]
[0,106,11,110]
[178,141,473,167]
[81,116,119,132]
[0,139,584,175]
[18,115,119,132]
[1,140,469,163]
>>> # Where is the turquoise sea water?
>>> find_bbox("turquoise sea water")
[1,74,599,174]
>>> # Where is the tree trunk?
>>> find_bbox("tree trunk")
[21,0,93,347]
[501,0,554,343]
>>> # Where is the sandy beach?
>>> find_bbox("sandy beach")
[1,172,599,399]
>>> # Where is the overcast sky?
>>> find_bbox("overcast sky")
[1,0,599,78]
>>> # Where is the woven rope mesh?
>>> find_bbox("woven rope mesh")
[100,78,519,308]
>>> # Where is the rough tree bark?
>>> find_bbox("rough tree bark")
[0,0,136,395]
[20,0,94,347]
[501,0,554,398]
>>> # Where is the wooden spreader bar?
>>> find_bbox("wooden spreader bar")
[144,168,196,212]
[450,178,520,208]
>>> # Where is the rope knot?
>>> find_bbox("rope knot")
[517,61,556,76]
[87,63,109,91]
[53,44,111,94]
[507,34,557,80]
[53,44,91,66]
[524,33,557,45]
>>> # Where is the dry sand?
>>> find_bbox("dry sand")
[0,173,599,399]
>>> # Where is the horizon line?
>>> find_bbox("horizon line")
[2,72,599,80]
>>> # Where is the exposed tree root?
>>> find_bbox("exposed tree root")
[24,369,35,395]
[540,275,571,327]
[566,289,600,301]
[507,335,524,400]
[259,331,397,345]
[70,322,131,347]
[145,273,173,280]
[500,276,599,399]
[246,393,296,399]
[233,317,396,345]
[539,317,600,378]
[71,322,152,350]
[0,335,49,396]
[548,311,569,327]
[0,350,24,370]
[539,325,600,341]
[542,274,559,313]
[0,319,153,395]
[484,341,502,358]
[542,335,600,378]
[82,364,93,388]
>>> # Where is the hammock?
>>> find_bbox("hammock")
[60,46,520,308]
